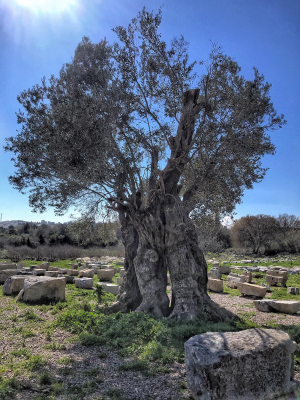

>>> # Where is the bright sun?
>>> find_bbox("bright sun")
[14,0,78,14]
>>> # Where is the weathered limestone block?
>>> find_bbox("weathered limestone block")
[17,277,66,303]
[254,299,300,314]
[97,269,115,282]
[116,277,123,286]
[287,287,299,295]
[3,276,26,295]
[207,279,223,293]
[17,262,26,269]
[97,282,119,296]
[269,300,300,314]
[119,268,125,277]
[58,268,68,274]
[226,273,245,289]
[70,263,79,269]
[0,263,17,271]
[0,269,21,284]
[241,259,253,263]
[74,277,94,289]
[33,269,45,276]
[185,328,297,400]
[78,269,94,278]
[68,269,79,276]
[266,270,288,287]
[208,267,222,280]
[253,299,273,313]
[237,282,267,298]
[242,270,252,283]
[48,266,59,271]
[219,265,231,274]
[45,271,59,277]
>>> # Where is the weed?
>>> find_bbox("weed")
[25,355,46,371]
[44,342,66,351]
[98,351,107,359]
[11,348,31,358]
[24,310,42,321]
[57,356,74,365]
[39,370,52,385]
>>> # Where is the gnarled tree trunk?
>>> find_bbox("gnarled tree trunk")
[164,195,234,322]
[106,208,142,313]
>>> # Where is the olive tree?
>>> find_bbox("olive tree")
[5,8,285,321]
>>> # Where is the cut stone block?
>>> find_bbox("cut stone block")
[44,271,59,277]
[208,267,222,280]
[207,279,223,293]
[68,269,79,276]
[58,268,68,274]
[33,269,45,276]
[74,277,94,289]
[17,262,26,269]
[17,276,66,303]
[185,328,297,400]
[3,276,26,295]
[254,299,300,314]
[48,266,59,271]
[0,263,17,271]
[269,300,300,315]
[287,287,299,295]
[97,269,115,282]
[97,282,119,296]
[219,265,231,274]
[116,277,123,285]
[242,270,252,283]
[253,299,273,313]
[78,269,94,278]
[119,268,125,277]
[0,269,21,284]
[226,273,245,289]
[237,282,267,298]
[266,270,288,286]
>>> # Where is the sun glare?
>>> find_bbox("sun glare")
[14,0,79,14]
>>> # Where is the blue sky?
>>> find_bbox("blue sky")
[0,0,299,223]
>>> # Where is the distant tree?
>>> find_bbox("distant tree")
[5,8,285,321]
[231,214,279,254]
[193,214,231,252]
[8,225,16,235]
[39,234,46,245]
[23,222,30,234]
[26,237,32,247]
[276,214,300,253]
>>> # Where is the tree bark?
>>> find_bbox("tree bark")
[106,208,142,313]
[133,208,169,317]
[164,195,235,322]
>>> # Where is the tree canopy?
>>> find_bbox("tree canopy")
[5,8,286,321]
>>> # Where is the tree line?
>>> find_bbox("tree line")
[0,220,120,249]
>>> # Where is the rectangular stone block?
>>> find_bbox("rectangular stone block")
[237,282,267,298]
[185,329,296,400]
[0,263,17,271]
[207,279,223,292]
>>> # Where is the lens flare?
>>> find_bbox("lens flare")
[13,0,79,14]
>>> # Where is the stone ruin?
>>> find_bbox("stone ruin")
[185,328,297,400]
[266,270,288,287]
